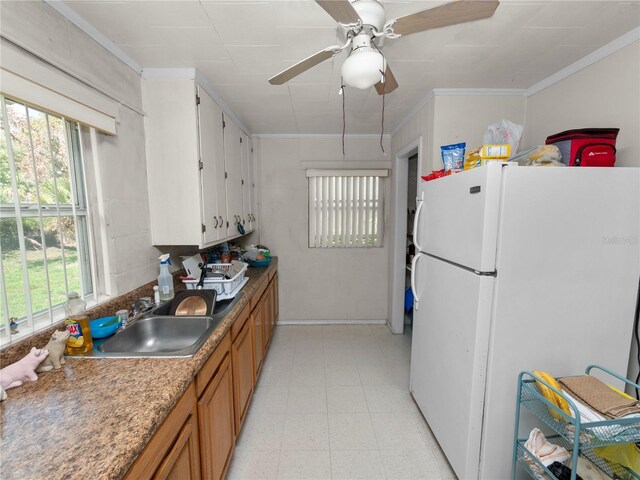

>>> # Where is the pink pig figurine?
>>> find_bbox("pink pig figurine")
[0,347,49,390]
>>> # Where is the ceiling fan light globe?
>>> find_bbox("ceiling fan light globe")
[341,49,384,90]
[351,0,386,31]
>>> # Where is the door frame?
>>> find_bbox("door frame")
[388,137,423,334]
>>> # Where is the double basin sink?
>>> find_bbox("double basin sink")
[75,297,237,358]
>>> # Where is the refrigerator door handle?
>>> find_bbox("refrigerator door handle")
[411,252,424,311]
[413,192,425,252]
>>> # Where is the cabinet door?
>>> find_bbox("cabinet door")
[125,384,199,480]
[197,86,226,244]
[240,134,254,233]
[232,317,254,433]
[274,273,279,322]
[154,413,201,480]
[261,289,272,352]
[198,354,235,480]
[251,306,263,379]
[269,276,278,335]
[223,118,244,237]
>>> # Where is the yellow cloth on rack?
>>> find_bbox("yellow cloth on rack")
[594,443,640,479]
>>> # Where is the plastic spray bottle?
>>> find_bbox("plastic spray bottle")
[157,254,175,301]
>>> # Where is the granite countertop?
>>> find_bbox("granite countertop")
[0,259,277,480]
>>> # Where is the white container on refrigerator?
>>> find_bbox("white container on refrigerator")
[409,162,640,480]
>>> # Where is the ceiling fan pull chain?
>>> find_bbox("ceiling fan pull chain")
[379,70,386,156]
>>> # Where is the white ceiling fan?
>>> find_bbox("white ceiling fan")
[268,0,500,94]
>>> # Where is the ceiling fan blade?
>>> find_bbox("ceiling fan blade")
[389,0,499,37]
[269,48,337,85]
[375,65,398,95]
[315,0,361,24]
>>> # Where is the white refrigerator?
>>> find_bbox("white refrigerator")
[409,162,640,480]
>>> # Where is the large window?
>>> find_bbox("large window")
[308,170,386,248]
[0,96,93,345]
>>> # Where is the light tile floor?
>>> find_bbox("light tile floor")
[227,324,457,480]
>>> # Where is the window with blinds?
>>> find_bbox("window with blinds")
[307,169,386,248]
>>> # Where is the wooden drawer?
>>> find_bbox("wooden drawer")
[250,276,269,310]
[196,332,231,398]
[230,303,251,341]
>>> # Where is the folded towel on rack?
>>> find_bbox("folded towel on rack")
[558,375,640,419]
[562,390,640,442]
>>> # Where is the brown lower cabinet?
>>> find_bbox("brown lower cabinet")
[124,383,201,480]
[251,306,264,379]
[125,266,278,480]
[273,272,279,322]
[197,338,235,480]
[231,304,254,433]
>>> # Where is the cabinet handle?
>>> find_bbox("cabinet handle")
[219,216,223,226]
[214,217,218,228]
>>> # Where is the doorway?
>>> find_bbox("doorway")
[389,137,422,335]
[404,153,419,326]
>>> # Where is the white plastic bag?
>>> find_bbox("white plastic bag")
[483,119,523,157]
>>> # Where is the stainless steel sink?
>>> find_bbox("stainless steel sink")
[67,292,241,359]
[68,314,223,358]
[96,315,218,357]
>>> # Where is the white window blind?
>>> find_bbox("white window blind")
[307,170,387,248]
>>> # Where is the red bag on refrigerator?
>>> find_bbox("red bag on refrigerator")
[545,128,619,167]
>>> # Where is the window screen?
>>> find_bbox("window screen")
[0,96,93,345]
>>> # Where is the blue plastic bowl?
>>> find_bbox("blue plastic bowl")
[90,316,121,338]
[246,258,272,268]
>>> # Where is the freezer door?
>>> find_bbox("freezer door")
[410,255,494,480]
[479,166,640,480]
[416,163,502,272]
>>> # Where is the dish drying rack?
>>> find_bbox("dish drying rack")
[183,262,248,294]
[513,365,640,480]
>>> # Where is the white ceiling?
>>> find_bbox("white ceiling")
[62,0,640,134]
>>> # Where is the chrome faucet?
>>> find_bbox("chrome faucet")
[130,297,154,321]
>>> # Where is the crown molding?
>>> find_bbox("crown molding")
[43,0,142,74]
[526,26,640,97]
[252,133,392,139]
[433,88,526,96]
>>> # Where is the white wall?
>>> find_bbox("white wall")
[388,93,526,332]
[431,95,526,167]
[520,41,640,387]
[522,41,640,168]
[0,1,160,295]
[255,136,391,323]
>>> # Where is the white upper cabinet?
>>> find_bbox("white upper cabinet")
[223,118,244,238]
[197,85,227,243]
[142,76,252,248]
[240,133,254,233]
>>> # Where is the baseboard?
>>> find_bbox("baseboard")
[277,319,388,326]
